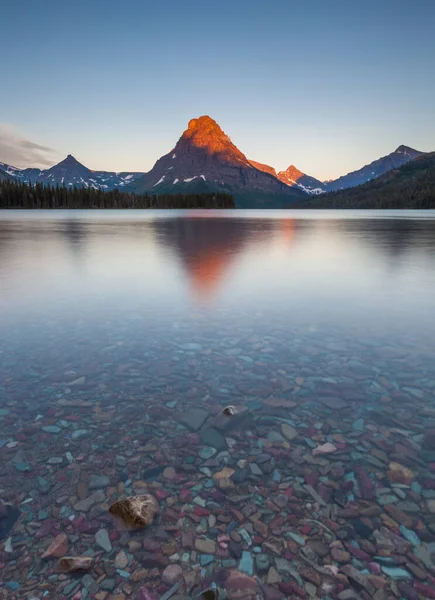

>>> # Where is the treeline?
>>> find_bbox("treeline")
[291,152,435,209]
[0,179,235,209]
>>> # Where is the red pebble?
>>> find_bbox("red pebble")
[369,562,382,575]
[344,543,371,561]
[414,583,435,599]
[193,506,210,517]
[279,582,306,598]
[179,490,192,503]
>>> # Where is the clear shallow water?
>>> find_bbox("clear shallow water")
[1,210,435,599]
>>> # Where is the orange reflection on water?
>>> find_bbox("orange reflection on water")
[187,252,232,303]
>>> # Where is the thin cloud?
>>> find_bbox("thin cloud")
[0,123,59,168]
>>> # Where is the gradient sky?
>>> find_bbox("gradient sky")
[2,0,434,179]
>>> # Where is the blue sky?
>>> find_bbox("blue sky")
[1,0,434,179]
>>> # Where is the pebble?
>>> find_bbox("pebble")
[95,529,112,552]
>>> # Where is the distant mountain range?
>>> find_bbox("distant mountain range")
[0,156,144,191]
[0,115,428,208]
[291,152,435,210]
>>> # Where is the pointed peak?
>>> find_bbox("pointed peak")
[394,144,416,154]
[283,165,304,178]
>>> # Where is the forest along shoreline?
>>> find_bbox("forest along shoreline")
[0,180,235,210]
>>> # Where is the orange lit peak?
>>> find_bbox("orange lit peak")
[178,115,250,164]
[282,165,304,180]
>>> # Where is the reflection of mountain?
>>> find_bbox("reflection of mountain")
[154,217,305,303]
[334,218,435,265]
[156,218,249,302]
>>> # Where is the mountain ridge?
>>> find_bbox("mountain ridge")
[0,156,144,191]
[0,117,428,207]
[326,144,424,191]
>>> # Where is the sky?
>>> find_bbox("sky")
[1,0,435,180]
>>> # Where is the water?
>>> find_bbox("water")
[1,209,435,598]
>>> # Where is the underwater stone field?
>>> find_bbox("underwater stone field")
[1,309,435,600]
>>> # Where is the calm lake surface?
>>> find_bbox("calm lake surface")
[1,210,435,599]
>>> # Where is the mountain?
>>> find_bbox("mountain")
[0,168,14,182]
[249,161,326,194]
[290,152,435,209]
[0,156,144,190]
[277,165,326,194]
[326,145,424,191]
[126,116,306,208]
[37,154,94,188]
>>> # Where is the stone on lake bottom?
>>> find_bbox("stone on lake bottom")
[281,423,297,440]
[109,494,159,529]
[179,408,209,431]
[238,551,254,576]
[88,474,110,489]
[195,537,216,554]
[95,528,112,552]
[135,587,159,600]
[57,556,94,573]
[263,398,297,408]
[312,442,337,456]
[162,564,183,586]
[217,569,261,599]
[387,462,415,485]
[42,533,69,559]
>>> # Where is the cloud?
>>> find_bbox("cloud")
[0,123,59,168]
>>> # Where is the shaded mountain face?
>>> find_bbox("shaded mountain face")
[326,145,424,191]
[0,156,144,190]
[290,152,435,210]
[126,116,306,208]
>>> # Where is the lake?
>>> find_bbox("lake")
[1,209,435,599]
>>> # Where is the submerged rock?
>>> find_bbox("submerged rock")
[312,442,337,456]
[215,569,261,599]
[41,533,69,559]
[0,503,20,541]
[57,555,94,573]
[109,494,159,529]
